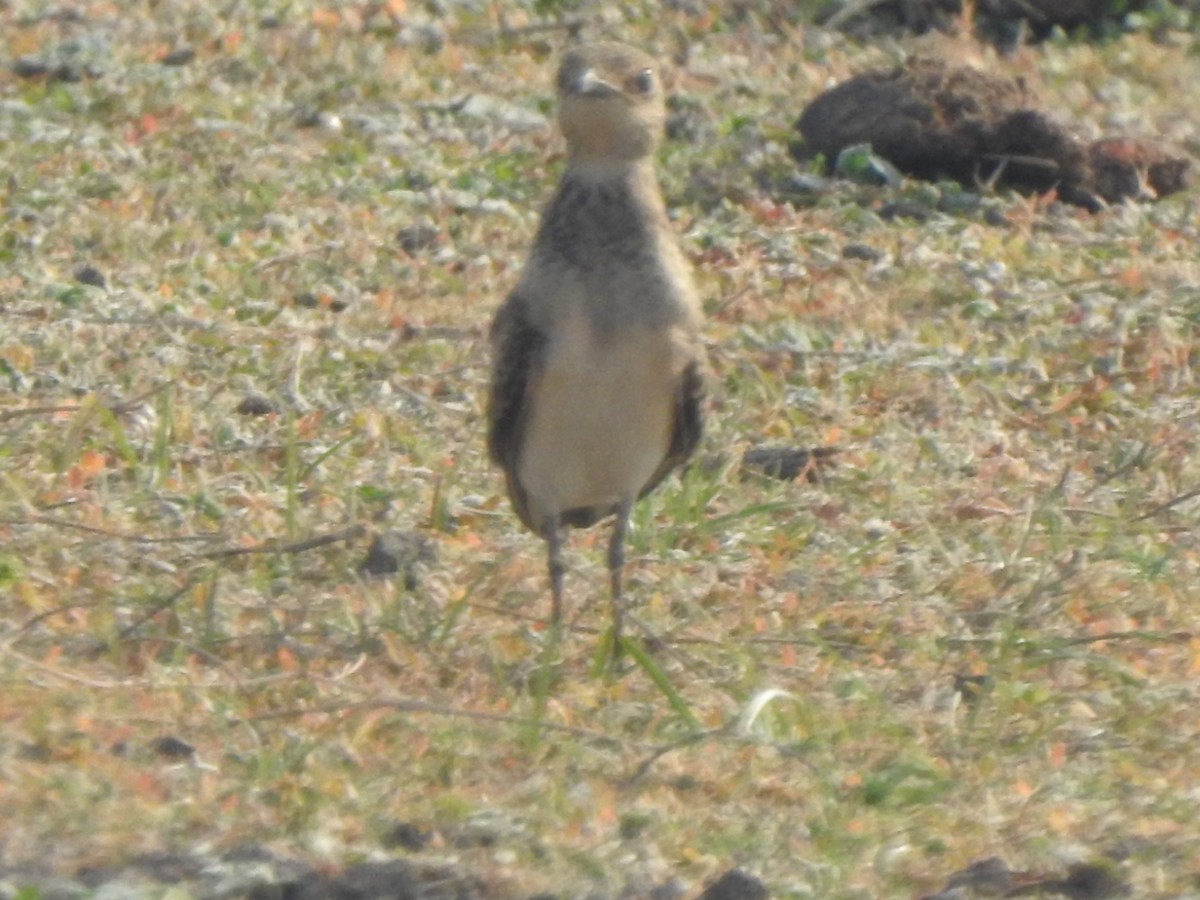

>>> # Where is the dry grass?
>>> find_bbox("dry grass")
[2,2,1200,897]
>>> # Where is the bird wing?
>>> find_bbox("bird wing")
[487,292,547,532]
[639,353,705,499]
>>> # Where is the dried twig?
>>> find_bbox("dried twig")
[1133,486,1200,522]
[0,382,170,423]
[4,514,222,544]
[942,629,1194,648]
[197,523,366,559]
[250,241,345,273]
[239,696,630,749]
[0,647,126,689]
[0,403,84,423]
[2,598,106,650]
[626,727,728,784]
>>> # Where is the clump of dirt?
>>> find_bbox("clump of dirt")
[827,0,1192,42]
[791,58,1191,209]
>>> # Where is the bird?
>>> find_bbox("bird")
[486,40,706,652]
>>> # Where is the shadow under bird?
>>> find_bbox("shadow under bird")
[487,41,706,650]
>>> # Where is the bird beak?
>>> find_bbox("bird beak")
[569,67,619,98]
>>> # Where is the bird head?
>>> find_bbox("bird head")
[555,42,666,164]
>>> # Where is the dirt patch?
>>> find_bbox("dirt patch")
[792,58,1191,209]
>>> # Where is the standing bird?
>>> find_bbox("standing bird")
[486,41,706,649]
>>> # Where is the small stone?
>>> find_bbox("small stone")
[953,673,992,705]
[161,47,195,67]
[698,868,768,900]
[236,394,277,416]
[13,57,51,78]
[879,199,933,221]
[293,106,323,128]
[382,821,431,852]
[151,735,195,760]
[842,243,882,262]
[742,445,838,482]
[983,205,1012,227]
[359,531,436,588]
[396,221,441,255]
[863,518,894,540]
[74,264,106,288]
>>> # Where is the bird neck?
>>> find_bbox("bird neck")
[561,156,664,210]
[565,154,655,183]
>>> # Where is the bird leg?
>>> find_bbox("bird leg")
[543,515,565,628]
[608,500,633,653]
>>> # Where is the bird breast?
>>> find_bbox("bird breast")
[517,313,691,519]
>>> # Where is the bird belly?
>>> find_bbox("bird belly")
[518,321,681,523]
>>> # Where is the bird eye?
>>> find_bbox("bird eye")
[631,67,655,94]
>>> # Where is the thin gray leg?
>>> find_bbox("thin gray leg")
[608,500,633,652]
[543,516,565,627]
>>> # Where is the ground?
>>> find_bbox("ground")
[2,2,1199,898]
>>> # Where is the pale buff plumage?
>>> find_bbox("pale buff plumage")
[487,42,705,649]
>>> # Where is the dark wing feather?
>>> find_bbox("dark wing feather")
[639,357,705,499]
[487,293,547,532]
